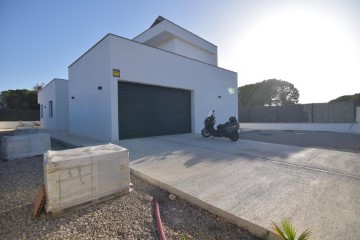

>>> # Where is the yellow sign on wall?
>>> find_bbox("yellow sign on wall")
[113,69,120,77]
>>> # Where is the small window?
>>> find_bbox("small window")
[49,101,53,118]
[40,104,43,118]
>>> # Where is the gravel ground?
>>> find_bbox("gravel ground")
[0,141,258,240]
[239,129,360,154]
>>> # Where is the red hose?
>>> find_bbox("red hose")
[154,199,167,240]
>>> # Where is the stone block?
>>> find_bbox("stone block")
[43,144,130,213]
[1,133,51,160]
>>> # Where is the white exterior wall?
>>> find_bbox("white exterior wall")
[156,37,176,52]
[108,34,237,141]
[153,37,216,66]
[69,34,237,142]
[38,79,68,131]
[38,80,56,130]
[68,37,112,141]
[55,80,69,131]
[173,38,217,65]
[133,20,218,65]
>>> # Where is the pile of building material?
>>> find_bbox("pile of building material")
[1,133,51,160]
[14,128,41,135]
[43,144,130,214]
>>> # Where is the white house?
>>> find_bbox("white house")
[133,16,218,65]
[38,78,69,131]
[40,16,238,141]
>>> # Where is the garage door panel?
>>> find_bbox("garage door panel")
[118,82,191,139]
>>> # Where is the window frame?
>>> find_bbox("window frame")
[40,104,43,118]
[49,101,53,118]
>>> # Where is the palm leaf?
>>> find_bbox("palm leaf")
[281,220,296,240]
[272,221,288,240]
[298,228,312,240]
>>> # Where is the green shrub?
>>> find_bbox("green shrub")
[272,220,311,240]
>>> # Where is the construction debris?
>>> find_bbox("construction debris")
[144,194,154,202]
[168,194,176,201]
[33,184,46,218]
[1,133,51,160]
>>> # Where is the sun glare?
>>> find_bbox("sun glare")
[232,6,359,103]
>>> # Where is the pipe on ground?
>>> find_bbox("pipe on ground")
[154,199,166,240]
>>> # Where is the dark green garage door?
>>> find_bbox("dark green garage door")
[118,81,191,139]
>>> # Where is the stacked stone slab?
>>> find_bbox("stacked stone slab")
[1,133,51,160]
[14,128,41,135]
[43,144,130,213]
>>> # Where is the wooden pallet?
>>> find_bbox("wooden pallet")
[33,184,46,218]
[46,187,132,219]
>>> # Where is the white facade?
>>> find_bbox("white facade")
[38,79,69,131]
[69,24,237,141]
[133,16,218,66]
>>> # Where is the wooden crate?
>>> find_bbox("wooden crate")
[43,144,130,213]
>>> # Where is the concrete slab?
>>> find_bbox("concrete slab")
[115,134,360,240]
[1,133,51,160]
[47,131,106,148]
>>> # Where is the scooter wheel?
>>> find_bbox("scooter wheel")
[229,132,239,141]
[201,128,211,137]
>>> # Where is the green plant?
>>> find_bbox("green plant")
[272,220,311,240]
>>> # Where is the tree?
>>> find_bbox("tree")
[238,82,263,108]
[33,83,44,92]
[0,94,6,109]
[0,89,39,109]
[329,93,360,106]
[238,79,299,108]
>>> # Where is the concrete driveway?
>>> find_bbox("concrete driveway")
[117,134,360,240]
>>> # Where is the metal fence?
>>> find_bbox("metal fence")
[0,109,40,121]
[239,102,355,123]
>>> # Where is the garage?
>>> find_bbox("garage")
[118,81,191,139]
[67,20,238,142]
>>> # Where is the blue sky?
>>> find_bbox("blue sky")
[1,0,359,103]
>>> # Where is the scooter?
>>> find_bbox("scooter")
[201,110,240,141]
